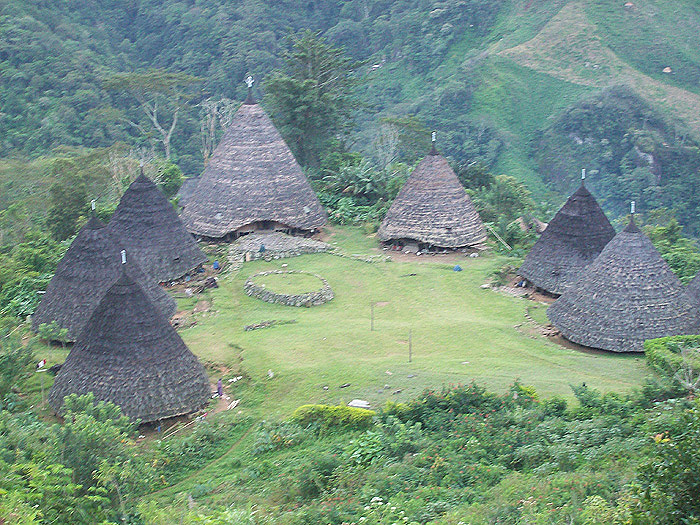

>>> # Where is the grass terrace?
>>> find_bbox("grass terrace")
[178,226,648,418]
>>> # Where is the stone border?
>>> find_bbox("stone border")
[244,270,333,307]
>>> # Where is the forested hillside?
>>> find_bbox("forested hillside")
[2,0,700,229]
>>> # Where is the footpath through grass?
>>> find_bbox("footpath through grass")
[179,227,647,419]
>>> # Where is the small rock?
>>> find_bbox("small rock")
[322,385,329,390]
[407,374,415,378]
[339,383,351,388]
[348,399,371,409]
[384,384,391,390]
[392,389,402,395]
[480,284,490,289]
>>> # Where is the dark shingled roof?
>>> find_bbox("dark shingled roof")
[48,270,210,423]
[108,174,207,282]
[181,102,327,238]
[176,176,199,208]
[547,218,700,352]
[32,216,176,342]
[687,271,700,307]
[377,149,486,248]
[518,182,615,295]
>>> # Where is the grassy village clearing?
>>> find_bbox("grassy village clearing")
[179,226,647,418]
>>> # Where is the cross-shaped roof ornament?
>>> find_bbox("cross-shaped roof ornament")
[245,76,254,88]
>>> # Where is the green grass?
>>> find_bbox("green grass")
[179,226,647,418]
[585,0,700,95]
[252,272,325,296]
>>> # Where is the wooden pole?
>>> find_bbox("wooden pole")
[409,329,412,363]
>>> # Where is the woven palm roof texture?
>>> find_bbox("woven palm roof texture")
[108,173,207,282]
[31,216,176,341]
[687,270,700,307]
[518,183,615,295]
[48,270,210,423]
[547,218,700,352]
[181,102,327,238]
[377,149,486,248]
[176,176,199,207]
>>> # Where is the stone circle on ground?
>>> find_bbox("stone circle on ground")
[244,270,334,307]
[229,232,332,264]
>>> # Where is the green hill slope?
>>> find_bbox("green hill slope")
[2,0,700,230]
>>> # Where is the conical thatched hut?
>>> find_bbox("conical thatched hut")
[377,141,486,249]
[547,217,700,352]
[48,269,210,423]
[518,178,615,295]
[108,173,207,282]
[180,91,327,239]
[32,216,176,342]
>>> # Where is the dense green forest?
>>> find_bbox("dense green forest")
[3,0,700,233]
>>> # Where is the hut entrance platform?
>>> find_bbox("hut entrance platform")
[229,232,332,263]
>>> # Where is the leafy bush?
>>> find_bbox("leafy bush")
[0,334,33,401]
[253,420,308,455]
[637,400,700,522]
[644,335,700,377]
[291,404,376,430]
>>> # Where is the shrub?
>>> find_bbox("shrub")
[291,404,376,430]
[644,335,700,377]
[542,396,568,417]
[253,421,308,455]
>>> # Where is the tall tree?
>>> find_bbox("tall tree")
[103,69,201,160]
[46,159,89,241]
[264,30,361,168]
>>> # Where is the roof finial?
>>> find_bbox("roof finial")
[244,75,256,104]
[121,250,127,265]
[631,200,636,215]
[429,131,438,155]
[581,168,586,181]
[91,199,96,212]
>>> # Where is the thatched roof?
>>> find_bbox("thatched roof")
[180,101,327,238]
[547,218,700,352]
[32,216,176,342]
[48,270,210,423]
[377,147,486,248]
[518,182,615,295]
[108,174,207,282]
[687,271,700,307]
[176,176,199,207]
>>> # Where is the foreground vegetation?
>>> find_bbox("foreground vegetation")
[3,227,699,523]
[2,332,699,523]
